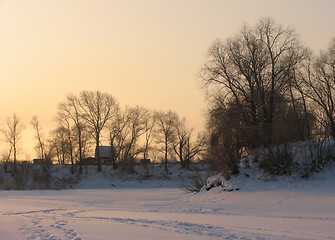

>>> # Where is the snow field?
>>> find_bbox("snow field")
[1,149,335,240]
[1,184,335,240]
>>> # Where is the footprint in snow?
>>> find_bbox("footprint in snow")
[66,229,77,236]
[46,235,57,240]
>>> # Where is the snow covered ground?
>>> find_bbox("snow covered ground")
[1,165,335,240]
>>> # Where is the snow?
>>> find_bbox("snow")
[1,164,335,240]
[1,142,335,240]
[1,184,335,240]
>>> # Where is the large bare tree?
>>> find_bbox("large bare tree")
[80,91,119,171]
[201,17,308,148]
[302,37,335,139]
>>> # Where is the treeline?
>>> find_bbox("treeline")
[1,91,206,175]
[201,17,335,176]
[2,17,334,179]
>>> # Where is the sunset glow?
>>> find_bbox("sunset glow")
[1,0,335,158]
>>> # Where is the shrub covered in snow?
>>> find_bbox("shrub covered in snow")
[201,140,335,192]
[0,163,211,190]
[256,140,335,177]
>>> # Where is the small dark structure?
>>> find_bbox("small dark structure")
[33,159,44,165]
[81,157,98,165]
[140,159,151,165]
[98,146,113,165]
[82,146,114,165]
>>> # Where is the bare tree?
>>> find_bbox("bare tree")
[173,118,189,168]
[124,107,146,157]
[118,106,147,172]
[142,109,157,160]
[302,38,335,139]
[201,17,308,148]
[50,126,70,165]
[80,91,119,171]
[1,148,12,172]
[1,113,25,173]
[31,116,48,161]
[108,110,130,169]
[56,117,75,173]
[55,108,81,174]
[31,116,53,187]
[207,99,244,175]
[156,111,178,172]
[287,60,314,141]
[183,132,207,169]
[108,107,152,171]
[173,120,206,169]
[58,94,86,174]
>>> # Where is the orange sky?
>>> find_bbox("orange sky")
[1,0,335,159]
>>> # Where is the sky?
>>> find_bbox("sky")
[1,0,335,159]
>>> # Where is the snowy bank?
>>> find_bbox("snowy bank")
[0,163,212,190]
[203,140,335,193]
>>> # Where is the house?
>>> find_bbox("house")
[98,146,112,158]
[98,146,114,165]
[81,146,115,165]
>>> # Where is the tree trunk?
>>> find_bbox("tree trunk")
[331,120,335,140]
[13,142,17,174]
[179,142,184,168]
[96,133,101,172]
[78,129,83,174]
[70,148,74,174]
[110,139,117,169]
[164,136,168,172]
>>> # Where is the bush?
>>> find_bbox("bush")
[257,141,335,178]
[32,165,52,189]
[120,155,136,174]
[302,140,335,178]
[258,144,294,175]
[183,170,206,193]
[14,164,31,189]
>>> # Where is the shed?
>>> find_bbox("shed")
[98,146,113,159]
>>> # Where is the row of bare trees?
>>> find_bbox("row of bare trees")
[1,91,206,175]
[201,17,335,174]
[56,92,206,173]
[55,91,205,173]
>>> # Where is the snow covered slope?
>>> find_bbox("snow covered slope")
[1,164,335,240]
[0,163,211,190]
[1,141,335,239]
